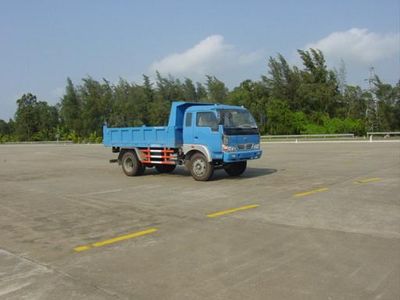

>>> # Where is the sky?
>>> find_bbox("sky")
[0,0,399,120]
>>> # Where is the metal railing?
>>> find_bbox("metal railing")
[261,133,355,139]
[1,140,73,145]
[366,132,400,142]
[367,131,400,137]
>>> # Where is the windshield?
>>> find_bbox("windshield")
[218,109,257,128]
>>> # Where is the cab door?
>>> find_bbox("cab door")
[192,111,221,154]
[182,111,194,144]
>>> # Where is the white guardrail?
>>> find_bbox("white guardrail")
[261,134,355,139]
[261,132,400,143]
[366,132,400,142]
[1,141,73,145]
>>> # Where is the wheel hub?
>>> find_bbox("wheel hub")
[124,157,134,172]
[193,159,206,176]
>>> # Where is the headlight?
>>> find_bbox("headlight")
[222,144,237,152]
[253,143,260,150]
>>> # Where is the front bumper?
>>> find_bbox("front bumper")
[223,150,262,162]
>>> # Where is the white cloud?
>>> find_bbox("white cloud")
[305,28,399,65]
[149,35,263,77]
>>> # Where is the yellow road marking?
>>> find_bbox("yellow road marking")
[294,187,328,197]
[74,245,91,252]
[74,228,158,252]
[207,204,259,218]
[354,177,382,184]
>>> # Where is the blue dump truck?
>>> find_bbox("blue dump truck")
[103,101,262,181]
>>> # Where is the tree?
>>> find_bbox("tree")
[182,78,197,101]
[196,82,208,102]
[297,49,339,117]
[0,119,15,142]
[266,99,299,134]
[14,93,59,141]
[34,101,59,140]
[9,48,397,141]
[15,93,38,140]
[110,79,149,127]
[340,85,368,120]
[372,76,400,131]
[79,77,113,136]
[60,78,82,135]
[263,54,301,110]
[0,119,11,135]
[152,72,184,125]
[206,75,228,102]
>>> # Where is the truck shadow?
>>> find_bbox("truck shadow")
[143,167,277,181]
[212,167,277,181]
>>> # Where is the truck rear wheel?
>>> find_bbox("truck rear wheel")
[224,161,247,177]
[155,164,176,173]
[190,153,214,181]
[121,151,145,176]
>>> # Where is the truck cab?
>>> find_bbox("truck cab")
[103,101,262,181]
[182,104,261,161]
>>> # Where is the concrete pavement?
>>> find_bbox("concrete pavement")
[0,142,399,299]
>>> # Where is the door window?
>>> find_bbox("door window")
[196,112,218,129]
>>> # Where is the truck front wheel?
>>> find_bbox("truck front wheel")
[121,151,145,176]
[224,161,247,177]
[190,153,214,181]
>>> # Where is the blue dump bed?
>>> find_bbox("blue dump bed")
[103,125,178,148]
[103,102,209,148]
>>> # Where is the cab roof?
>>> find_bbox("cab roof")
[185,103,246,112]
[167,101,247,128]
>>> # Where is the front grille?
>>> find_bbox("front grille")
[237,143,253,150]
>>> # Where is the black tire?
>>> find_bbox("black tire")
[137,164,146,175]
[190,153,214,181]
[224,161,247,177]
[155,164,176,173]
[121,151,145,176]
